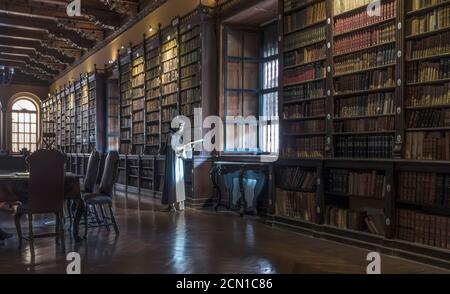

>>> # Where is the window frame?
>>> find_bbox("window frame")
[10,97,39,153]
[223,23,279,155]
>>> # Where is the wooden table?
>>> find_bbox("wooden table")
[0,172,85,242]
[211,161,271,216]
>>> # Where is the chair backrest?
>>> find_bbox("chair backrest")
[84,150,100,193]
[99,151,120,196]
[27,149,65,214]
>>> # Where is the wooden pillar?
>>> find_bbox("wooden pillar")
[1,107,7,151]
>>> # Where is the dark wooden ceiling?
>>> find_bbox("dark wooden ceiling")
[0,0,164,84]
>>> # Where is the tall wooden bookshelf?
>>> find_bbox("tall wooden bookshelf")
[119,47,133,155]
[160,23,180,146]
[144,32,162,155]
[273,0,450,267]
[42,68,105,174]
[131,44,146,155]
[114,6,216,205]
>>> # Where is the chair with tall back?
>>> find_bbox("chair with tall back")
[84,150,100,193]
[83,151,120,238]
[14,149,66,259]
[67,150,100,228]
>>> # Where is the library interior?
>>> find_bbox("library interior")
[0,0,449,274]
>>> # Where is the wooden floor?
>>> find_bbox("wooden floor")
[0,192,448,274]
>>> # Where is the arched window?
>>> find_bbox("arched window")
[11,98,38,152]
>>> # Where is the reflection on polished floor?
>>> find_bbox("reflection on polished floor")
[0,192,448,274]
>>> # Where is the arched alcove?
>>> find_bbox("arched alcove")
[6,92,42,153]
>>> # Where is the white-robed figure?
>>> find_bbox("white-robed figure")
[162,122,192,211]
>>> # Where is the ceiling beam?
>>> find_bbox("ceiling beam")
[0,36,75,64]
[0,0,121,30]
[0,55,58,77]
[0,46,66,70]
[99,0,139,17]
[0,53,60,76]
[0,14,95,49]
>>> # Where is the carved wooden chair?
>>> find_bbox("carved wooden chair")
[14,149,66,260]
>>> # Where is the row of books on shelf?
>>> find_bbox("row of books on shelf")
[283,62,325,85]
[335,93,395,117]
[161,38,177,53]
[147,77,160,89]
[121,106,131,117]
[180,63,199,79]
[132,88,145,98]
[408,0,449,11]
[132,74,144,87]
[282,100,325,119]
[133,135,145,145]
[181,88,201,104]
[181,25,201,42]
[161,47,177,62]
[282,137,325,159]
[162,71,178,84]
[147,125,159,135]
[181,51,199,67]
[147,66,160,80]
[406,108,450,128]
[333,0,373,16]
[405,131,450,160]
[335,135,394,159]
[333,23,396,56]
[121,130,131,140]
[132,98,145,111]
[147,112,159,122]
[284,25,326,52]
[284,80,325,101]
[275,189,316,222]
[277,167,318,191]
[133,122,144,134]
[334,68,395,94]
[180,36,200,55]
[326,169,387,199]
[181,75,200,90]
[334,44,396,75]
[398,171,450,206]
[406,83,450,107]
[162,83,178,95]
[283,0,314,13]
[146,56,160,70]
[334,116,395,133]
[181,102,200,116]
[407,4,450,36]
[132,64,144,76]
[148,88,160,99]
[334,0,397,35]
[147,100,159,111]
[284,43,325,68]
[133,110,145,122]
[120,144,132,155]
[162,93,177,106]
[283,0,326,34]
[286,120,325,134]
[397,209,450,249]
[406,31,450,60]
[162,59,177,72]
[406,59,450,83]
[162,107,178,121]
[324,206,385,236]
